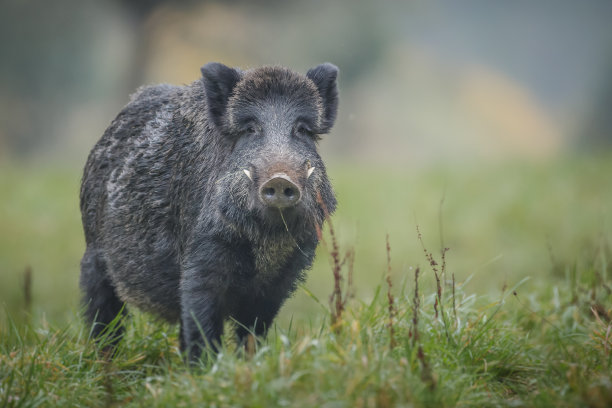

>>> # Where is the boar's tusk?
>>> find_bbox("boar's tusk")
[307,166,315,179]
[243,169,253,181]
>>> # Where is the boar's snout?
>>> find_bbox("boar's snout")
[259,174,301,209]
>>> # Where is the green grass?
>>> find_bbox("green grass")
[1,235,610,407]
[1,155,612,406]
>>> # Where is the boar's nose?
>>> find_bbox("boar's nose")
[259,174,301,208]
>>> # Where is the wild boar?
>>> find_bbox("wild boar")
[79,62,338,361]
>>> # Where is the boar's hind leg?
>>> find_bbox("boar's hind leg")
[80,246,127,349]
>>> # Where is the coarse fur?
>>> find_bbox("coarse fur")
[79,63,338,361]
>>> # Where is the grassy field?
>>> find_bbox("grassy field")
[1,154,611,406]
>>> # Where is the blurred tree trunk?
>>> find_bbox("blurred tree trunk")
[116,0,162,89]
[117,0,199,89]
[581,58,612,149]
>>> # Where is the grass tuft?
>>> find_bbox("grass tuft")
[2,235,612,406]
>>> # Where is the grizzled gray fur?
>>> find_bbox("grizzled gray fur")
[79,62,338,361]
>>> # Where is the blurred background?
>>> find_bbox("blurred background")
[1,0,611,326]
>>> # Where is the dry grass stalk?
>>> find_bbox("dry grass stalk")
[385,234,397,349]
[316,192,354,331]
[417,345,436,390]
[417,225,442,318]
[411,267,420,346]
[23,266,32,313]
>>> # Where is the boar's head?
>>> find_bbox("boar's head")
[201,63,338,234]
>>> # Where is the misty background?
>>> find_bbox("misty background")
[2,0,611,165]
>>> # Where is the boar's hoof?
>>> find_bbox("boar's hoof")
[259,174,301,208]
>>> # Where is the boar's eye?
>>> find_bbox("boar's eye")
[242,122,260,137]
[294,123,314,139]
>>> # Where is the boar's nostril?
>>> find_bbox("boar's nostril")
[259,175,301,208]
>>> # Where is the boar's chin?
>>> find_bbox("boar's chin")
[217,193,303,236]
[258,205,301,227]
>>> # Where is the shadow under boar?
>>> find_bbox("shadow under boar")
[79,62,338,361]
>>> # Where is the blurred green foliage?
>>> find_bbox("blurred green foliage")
[2,155,611,327]
[0,164,83,325]
[1,209,610,407]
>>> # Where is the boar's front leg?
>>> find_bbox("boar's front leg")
[233,243,317,350]
[233,294,286,346]
[179,239,233,363]
[179,286,225,363]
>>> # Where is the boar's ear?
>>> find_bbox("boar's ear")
[201,62,242,129]
[306,63,339,133]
